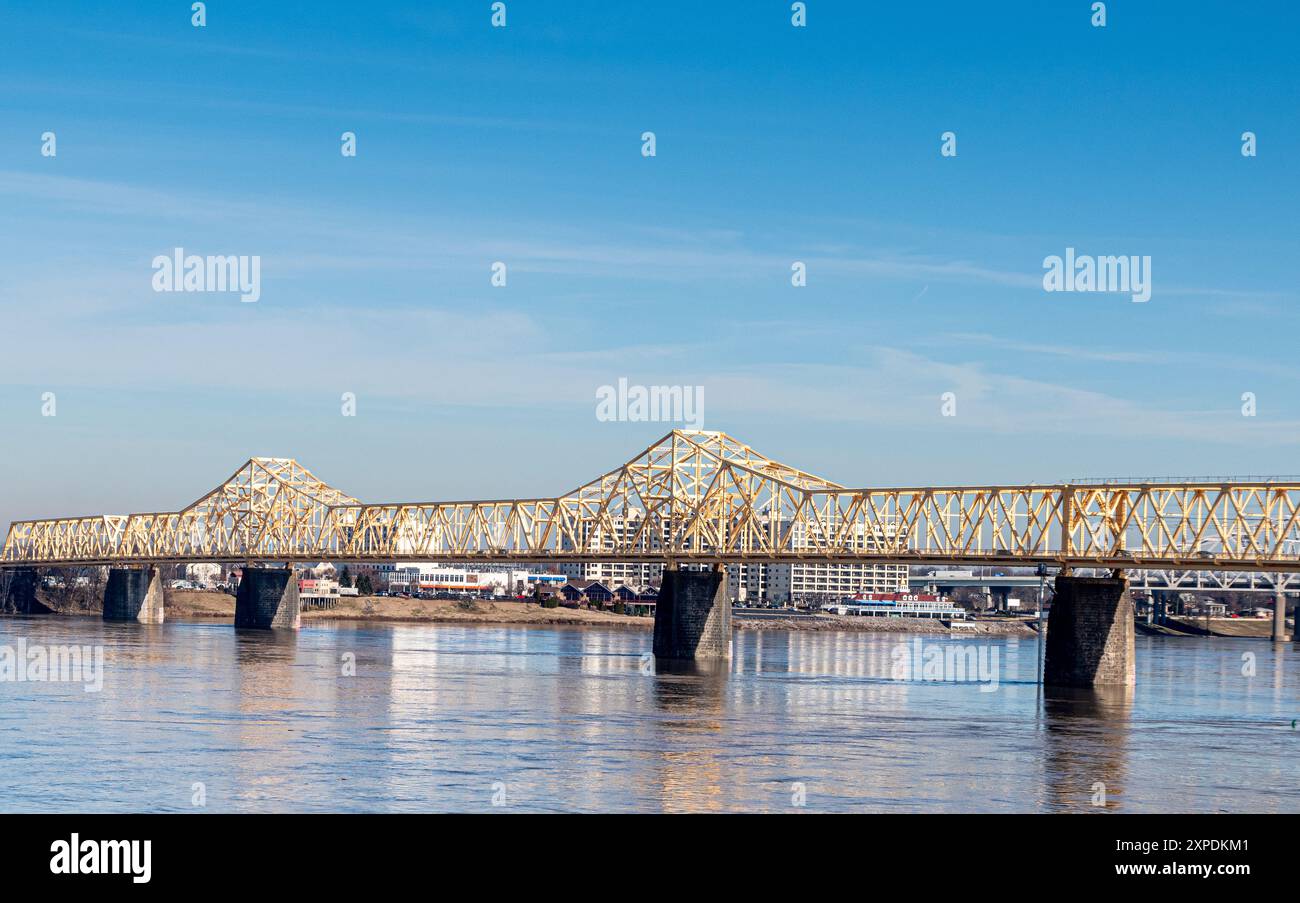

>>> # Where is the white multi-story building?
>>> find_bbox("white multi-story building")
[555,508,907,603]
[557,508,666,588]
[740,560,907,605]
[386,563,564,596]
[727,517,907,605]
[559,560,663,589]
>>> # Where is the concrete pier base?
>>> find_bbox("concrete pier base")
[103,567,165,623]
[1273,591,1291,642]
[1044,575,1135,688]
[1,568,50,614]
[234,567,300,630]
[652,565,731,661]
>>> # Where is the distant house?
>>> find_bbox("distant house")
[613,584,658,600]
[561,580,612,604]
[608,584,657,616]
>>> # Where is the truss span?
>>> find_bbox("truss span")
[4,430,1300,572]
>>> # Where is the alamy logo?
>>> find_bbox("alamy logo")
[890,638,1000,692]
[50,834,151,883]
[1042,247,1151,303]
[0,640,103,692]
[152,247,261,302]
[595,377,704,429]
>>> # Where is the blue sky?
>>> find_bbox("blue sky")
[1,1,1298,525]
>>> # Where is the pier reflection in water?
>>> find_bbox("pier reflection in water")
[1041,686,1132,811]
[650,660,729,812]
[0,618,1294,813]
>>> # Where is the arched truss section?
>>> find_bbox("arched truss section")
[4,431,1300,572]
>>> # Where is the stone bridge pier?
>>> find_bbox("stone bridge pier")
[234,566,301,630]
[1,568,51,614]
[1044,574,1136,688]
[652,563,731,661]
[103,567,165,623]
[1274,590,1291,642]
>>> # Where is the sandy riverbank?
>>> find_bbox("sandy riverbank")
[20,589,1036,636]
[162,591,652,628]
[163,591,1038,635]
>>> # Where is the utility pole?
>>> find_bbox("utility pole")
[1274,588,1289,642]
[1036,564,1048,684]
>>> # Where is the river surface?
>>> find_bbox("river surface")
[0,617,1295,813]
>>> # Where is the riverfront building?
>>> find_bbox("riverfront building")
[822,592,965,620]
[727,517,907,606]
[556,509,665,588]
[385,564,565,596]
[555,509,906,605]
[736,560,908,606]
[559,560,664,588]
[298,577,359,608]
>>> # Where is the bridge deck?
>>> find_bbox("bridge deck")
[5,431,1300,574]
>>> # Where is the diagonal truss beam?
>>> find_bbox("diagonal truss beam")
[4,431,1300,573]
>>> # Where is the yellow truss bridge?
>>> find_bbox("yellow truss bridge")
[3,430,1300,572]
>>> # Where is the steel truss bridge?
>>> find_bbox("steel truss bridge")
[1128,570,1299,592]
[3,430,1300,574]
[912,572,1300,593]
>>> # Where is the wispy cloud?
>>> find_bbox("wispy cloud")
[931,332,1300,379]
